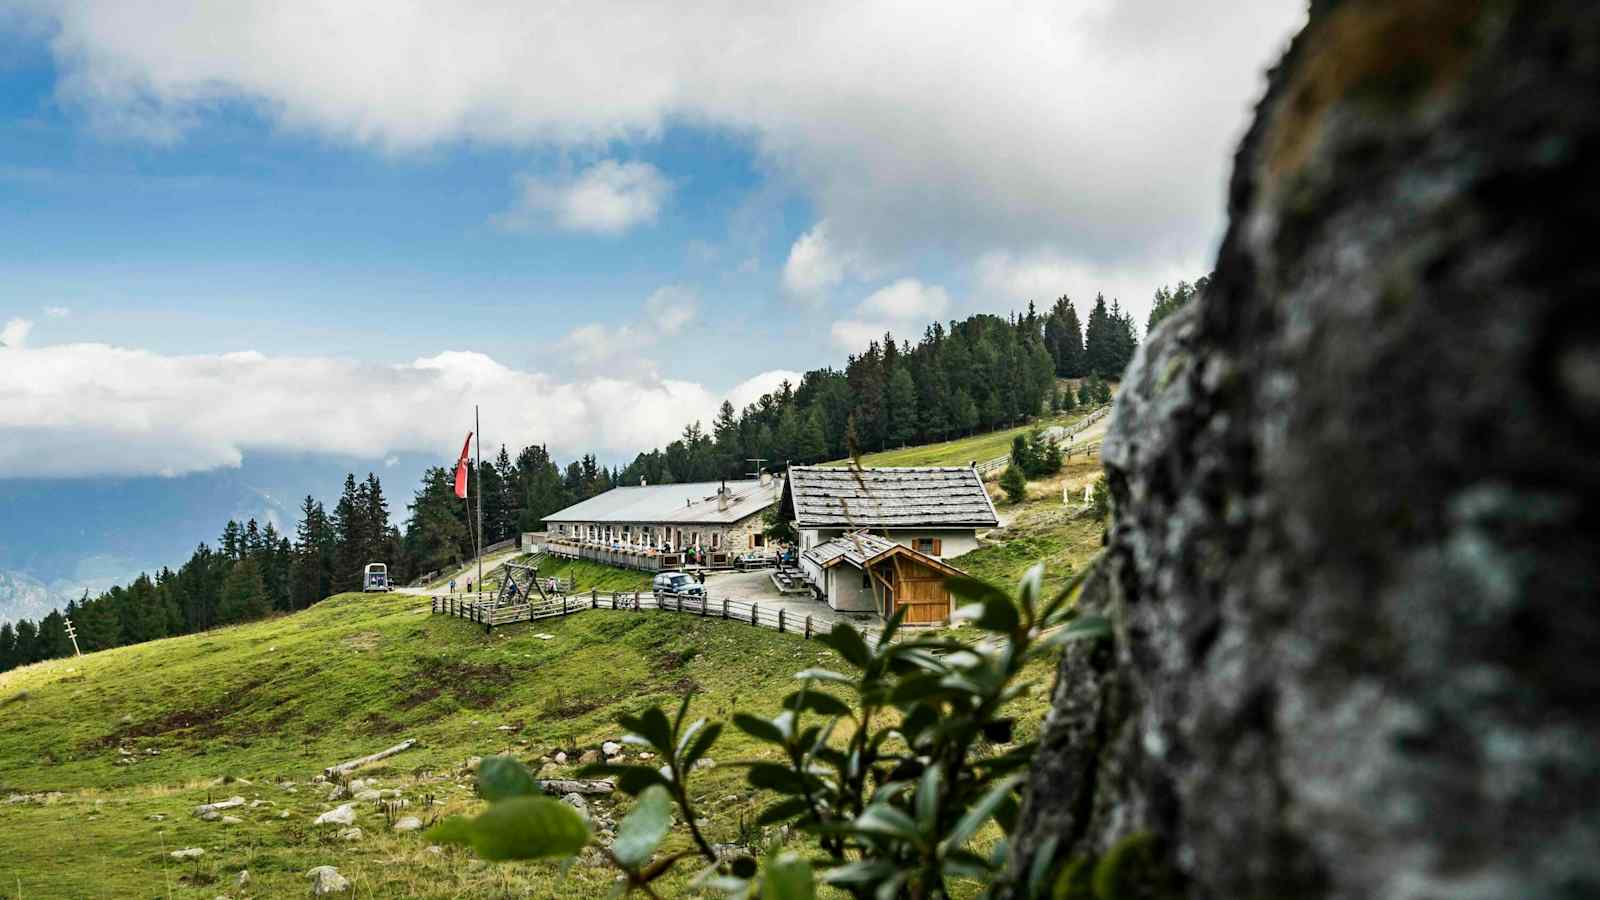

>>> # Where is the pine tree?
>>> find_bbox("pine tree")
[951,388,980,436]
[220,520,243,560]
[796,407,828,462]
[13,620,40,666]
[1010,434,1037,476]
[332,474,364,592]
[1084,293,1114,379]
[1000,463,1028,504]
[886,367,918,447]
[217,558,269,624]
[0,622,15,672]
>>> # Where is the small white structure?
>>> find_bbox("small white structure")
[803,531,969,624]
[363,562,390,592]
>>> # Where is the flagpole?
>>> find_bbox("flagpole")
[475,404,483,595]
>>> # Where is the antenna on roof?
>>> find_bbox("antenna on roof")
[746,457,767,479]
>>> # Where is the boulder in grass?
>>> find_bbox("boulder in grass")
[307,865,350,895]
[392,816,423,833]
[170,848,205,861]
[313,804,356,826]
[193,796,246,818]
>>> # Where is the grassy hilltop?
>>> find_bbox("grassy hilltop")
[0,445,1106,898]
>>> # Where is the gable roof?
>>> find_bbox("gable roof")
[804,531,969,578]
[544,478,781,525]
[784,466,999,529]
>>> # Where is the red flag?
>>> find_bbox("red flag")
[454,431,473,499]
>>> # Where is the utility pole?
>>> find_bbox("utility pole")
[63,616,81,657]
[476,404,483,595]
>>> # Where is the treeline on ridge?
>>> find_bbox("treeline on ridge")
[0,283,1202,673]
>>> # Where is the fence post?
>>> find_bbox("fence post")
[722,598,729,619]
[805,615,812,639]
[701,596,707,617]
[591,592,597,610]
[562,594,568,616]
[778,608,785,633]
[633,590,640,611]
[751,603,758,626]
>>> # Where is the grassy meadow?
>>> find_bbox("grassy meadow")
[0,435,1108,898]
[829,402,1099,469]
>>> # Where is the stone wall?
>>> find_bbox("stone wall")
[1007,2,1600,898]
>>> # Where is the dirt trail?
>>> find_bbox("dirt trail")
[393,546,526,595]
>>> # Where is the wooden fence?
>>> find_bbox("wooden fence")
[975,405,1110,475]
[431,589,881,645]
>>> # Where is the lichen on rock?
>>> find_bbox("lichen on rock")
[1006,2,1600,897]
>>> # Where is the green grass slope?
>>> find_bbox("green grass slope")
[828,405,1097,468]
[0,587,1058,897]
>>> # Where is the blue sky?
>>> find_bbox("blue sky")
[0,1,1305,481]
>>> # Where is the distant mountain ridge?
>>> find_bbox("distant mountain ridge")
[0,451,431,624]
[0,570,63,625]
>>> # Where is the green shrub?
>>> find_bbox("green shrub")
[427,565,1112,898]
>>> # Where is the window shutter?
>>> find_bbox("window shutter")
[932,538,942,556]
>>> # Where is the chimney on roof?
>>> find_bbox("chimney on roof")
[759,470,771,488]
[717,481,729,512]
[641,476,648,486]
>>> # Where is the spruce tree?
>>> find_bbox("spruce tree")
[1000,463,1028,504]
[886,367,918,447]
[13,620,39,666]
[796,407,828,462]
[217,558,269,624]
[1010,434,1037,475]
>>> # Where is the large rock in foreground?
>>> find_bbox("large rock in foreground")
[1010,2,1600,898]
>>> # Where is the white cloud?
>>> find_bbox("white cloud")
[44,306,70,318]
[831,279,950,352]
[497,159,671,235]
[383,455,399,468]
[783,221,865,301]
[17,1,1304,281]
[859,279,950,321]
[1,318,33,348]
[0,336,795,478]
[974,249,1208,334]
[564,285,701,367]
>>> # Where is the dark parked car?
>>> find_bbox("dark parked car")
[652,571,705,597]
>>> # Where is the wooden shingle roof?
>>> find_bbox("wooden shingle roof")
[785,466,999,529]
[804,531,969,578]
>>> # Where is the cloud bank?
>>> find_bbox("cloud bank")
[21,0,1304,290]
[0,326,798,478]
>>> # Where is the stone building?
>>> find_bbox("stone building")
[544,475,782,555]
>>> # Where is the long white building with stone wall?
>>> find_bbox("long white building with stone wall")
[543,475,783,555]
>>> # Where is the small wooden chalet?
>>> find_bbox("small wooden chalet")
[781,465,1000,560]
[803,531,967,624]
